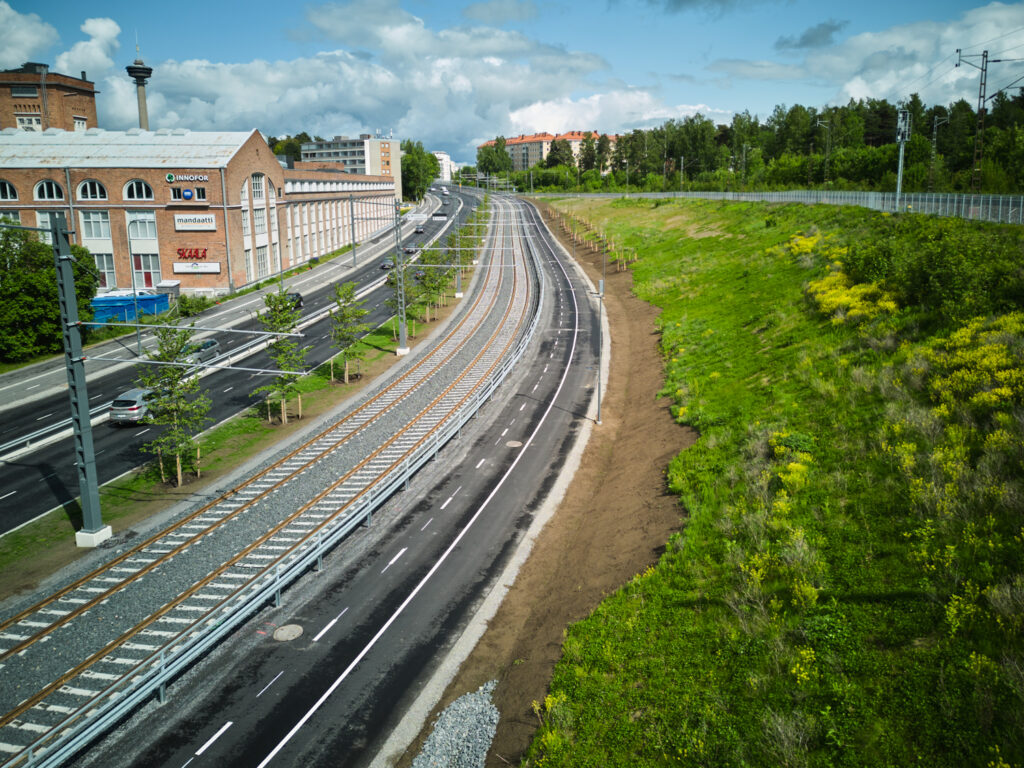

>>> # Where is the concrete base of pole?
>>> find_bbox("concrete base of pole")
[395,346,411,356]
[76,525,113,548]
[454,292,464,298]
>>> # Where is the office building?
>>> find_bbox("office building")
[0,62,98,133]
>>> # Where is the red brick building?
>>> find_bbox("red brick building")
[0,62,98,132]
[0,128,395,296]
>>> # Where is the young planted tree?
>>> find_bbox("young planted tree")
[253,291,306,424]
[137,323,211,487]
[329,281,369,384]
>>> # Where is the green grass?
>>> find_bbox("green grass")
[525,198,1024,768]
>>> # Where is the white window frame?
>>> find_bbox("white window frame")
[80,210,110,239]
[256,245,269,277]
[34,180,64,201]
[93,253,115,289]
[36,211,60,243]
[171,187,184,201]
[0,180,17,201]
[126,210,157,239]
[73,116,87,131]
[77,180,107,200]
[251,174,264,201]
[241,210,250,237]
[124,179,154,201]
[132,253,161,289]
[253,207,266,235]
[16,114,42,132]
[195,187,207,201]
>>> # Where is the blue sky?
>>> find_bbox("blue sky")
[4,0,1022,164]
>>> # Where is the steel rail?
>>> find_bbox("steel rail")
[0,207,505,649]
[0,195,539,765]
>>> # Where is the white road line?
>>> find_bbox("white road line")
[421,517,434,531]
[38,473,57,482]
[509,419,515,425]
[543,365,549,372]
[35,413,53,421]
[255,251,584,767]
[519,403,526,411]
[453,485,462,495]
[313,607,349,642]
[532,384,538,392]
[475,458,485,469]
[90,393,105,400]
[500,428,508,437]
[440,497,452,510]
[137,428,150,436]
[26,384,40,390]
[256,671,284,697]
[223,387,233,393]
[381,547,407,574]
[0,491,15,501]
[180,759,194,768]
[195,721,233,755]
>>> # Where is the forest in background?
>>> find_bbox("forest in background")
[475,91,1024,194]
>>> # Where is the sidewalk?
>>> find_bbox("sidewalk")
[0,197,440,415]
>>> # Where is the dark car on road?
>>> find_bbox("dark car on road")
[414,225,425,234]
[380,260,394,270]
[286,292,303,308]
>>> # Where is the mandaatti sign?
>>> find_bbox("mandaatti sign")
[174,214,217,231]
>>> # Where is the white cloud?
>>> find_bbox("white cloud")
[706,2,1024,108]
[0,1,59,69]
[508,90,731,136]
[55,18,121,78]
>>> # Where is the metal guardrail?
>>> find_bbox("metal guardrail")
[4,195,545,768]
[550,190,1024,225]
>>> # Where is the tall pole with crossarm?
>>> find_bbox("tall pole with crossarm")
[52,213,111,546]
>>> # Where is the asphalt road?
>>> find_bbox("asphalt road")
[68,198,601,768]
[0,190,481,535]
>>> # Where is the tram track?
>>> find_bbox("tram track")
[0,195,540,767]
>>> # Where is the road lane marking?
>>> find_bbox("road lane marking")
[38,473,57,483]
[543,365,548,372]
[26,384,41,390]
[519,403,526,411]
[223,387,233,393]
[381,547,407,574]
[475,458,485,469]
[440,496,452,510]
[195,721,233,755]
[90,393,104,400]
[500,428,508,437]
[0,491,16,501]
[35,413,53,421]
[137,428,150,436]
[532,384,538,392]
[421,517,434,531]
[313,607,349,642]
[256,671,284,697]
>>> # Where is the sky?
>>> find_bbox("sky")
[3,0,1023,164]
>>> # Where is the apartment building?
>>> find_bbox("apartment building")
[431,150,453,182]
[299,134,402,197]
[0,62,98,132]
[479,131,615,172]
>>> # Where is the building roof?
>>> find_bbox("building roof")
[0,128,260,169]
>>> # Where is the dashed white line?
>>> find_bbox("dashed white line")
[421,517,434,531]
[38,473,57,483]
[543,365,549,373]
[381,547,407,574]
[532,384,538,392]
[137,428,150,436]
[313,607,349,642]
[500,428,508,437]
[0,491,16,501]
[223,387,233,393]
[195,721,233,755]
[26,384,40,390]
[90,393,105,400]
[519,403,526,411]
[475,458,485,469]
[256,671,284,697]
[35,413,53,421]
[440,496,452,510]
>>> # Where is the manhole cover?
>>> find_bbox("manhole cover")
[273,624,303,642]
[506,440,523,448]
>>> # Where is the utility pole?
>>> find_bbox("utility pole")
[957,49,989,193]
[929,113,950,192]
[895,109,911,212]
[348,195,358,267]
[392,200,409,355]
[50,213,111,547]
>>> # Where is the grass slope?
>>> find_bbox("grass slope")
[525,198,1024,768]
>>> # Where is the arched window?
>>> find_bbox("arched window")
[240,180,249,203]
[0,180,17,200]
[34,180,64,201]
[77,180,107,200]
[124,179,153,200]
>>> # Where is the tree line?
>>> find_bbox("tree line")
[474,91,1024,194]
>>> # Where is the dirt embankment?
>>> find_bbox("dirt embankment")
[396,200,694,766]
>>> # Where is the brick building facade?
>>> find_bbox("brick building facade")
[0,63,98,132]
[0,128,395,297]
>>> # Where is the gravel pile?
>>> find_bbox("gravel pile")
[412,681,500,768]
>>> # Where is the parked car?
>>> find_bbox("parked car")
[286,292,304,309]
[404,246,418,254]
[185,338,220,365]
[380,259,394,270]
[109,388,155,425]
